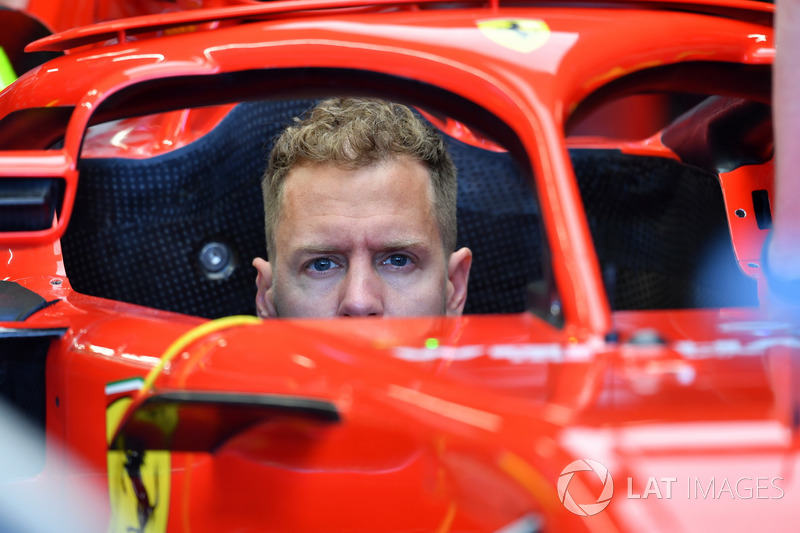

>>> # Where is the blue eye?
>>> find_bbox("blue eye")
[385,254,409,267]
[312,258,334,271]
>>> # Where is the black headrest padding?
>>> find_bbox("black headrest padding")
[64,100,315,318]
[571,149,756,310]
[449,139,542,314]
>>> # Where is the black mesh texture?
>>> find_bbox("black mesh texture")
[451,141,542,314]
[571,149,757,310]
[63,100,316,318]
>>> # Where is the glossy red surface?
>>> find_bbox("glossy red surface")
[0,1,795,531]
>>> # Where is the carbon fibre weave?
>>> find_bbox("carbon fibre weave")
[64,100,313,318]
[572,149,757,310]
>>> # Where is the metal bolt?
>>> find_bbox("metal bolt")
[199,242,231,273]
[198,241,235,280]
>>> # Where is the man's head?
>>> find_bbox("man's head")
[253,97,471,318]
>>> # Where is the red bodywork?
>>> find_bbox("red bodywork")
[1,1,796,531]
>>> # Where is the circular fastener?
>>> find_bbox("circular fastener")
[735,209,746,218]
[199,242,231,273]
[747,262,759,269]
[50,279,62,286]
[198,241,236,280]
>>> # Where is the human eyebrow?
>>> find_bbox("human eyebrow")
[289,240,429,263]
[380,239,428,252]
[295,243,342,255]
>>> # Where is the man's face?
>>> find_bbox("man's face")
[253,156,471,318]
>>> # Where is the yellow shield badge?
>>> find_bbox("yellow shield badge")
[106,380,171,533]
[477,19,551,54]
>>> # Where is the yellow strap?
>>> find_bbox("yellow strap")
[0,47,17,91]
[141,315,261,393]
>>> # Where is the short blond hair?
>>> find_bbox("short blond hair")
[261,98,457,258]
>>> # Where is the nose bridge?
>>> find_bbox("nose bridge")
[339,258,383,316]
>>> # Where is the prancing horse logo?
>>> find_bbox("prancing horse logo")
[477,19,551,54]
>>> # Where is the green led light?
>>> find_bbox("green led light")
[425,338,439,349]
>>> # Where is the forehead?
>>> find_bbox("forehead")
[285,155,430,196]
[282,156,433,212]
[275,156,440,248]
